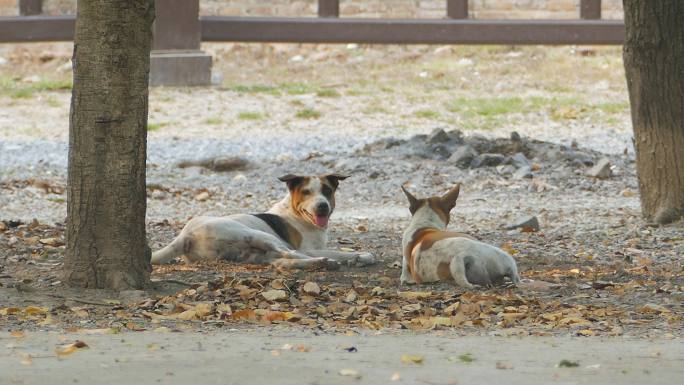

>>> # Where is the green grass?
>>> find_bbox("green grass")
[595,101,629,114]
[295,108,321,119]
[203,117,223,125]
[237,111,265,121]
[0,78,72,99]
[316,88,340,98]
[414,109,440,119]
[230,82,321,96]
[147,122,168,131]
[230,84,280,95]
[458,353,476,363]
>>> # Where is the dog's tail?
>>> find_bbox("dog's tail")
[151,237,184,264]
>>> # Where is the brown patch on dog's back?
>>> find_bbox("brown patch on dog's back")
[418,230,476,252]
[405,227,476,282]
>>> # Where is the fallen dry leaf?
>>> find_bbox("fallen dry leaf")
[401,354,424,364]
[303,282,321,296]
[496,361,514,370]
[339,368,361,379]
[262,289,288,301]
[55,340,89,356]
[10,330,25,338]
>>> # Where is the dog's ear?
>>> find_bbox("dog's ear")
[439,183,461,212]
[322,173,349,189]
[278,174,306,190]
[401,185,421,215]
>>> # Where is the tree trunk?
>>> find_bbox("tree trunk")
[623,1,684,225]
[64,0,155,289]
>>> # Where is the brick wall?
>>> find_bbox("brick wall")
[1,0,624,20]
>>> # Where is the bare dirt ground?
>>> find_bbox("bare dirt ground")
[0,42,682,346]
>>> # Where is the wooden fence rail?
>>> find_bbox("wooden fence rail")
[2,0,624,85]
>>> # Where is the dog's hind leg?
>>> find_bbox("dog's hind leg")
[449,255,475,289]
[151,236,187,264]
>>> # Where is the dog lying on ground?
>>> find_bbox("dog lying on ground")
[400,184,520,288]
[151,174,375,270]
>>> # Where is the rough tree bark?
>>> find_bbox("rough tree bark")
[623,1,684,225]
[64,0,155,289]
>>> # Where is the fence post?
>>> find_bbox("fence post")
[19,0,42,15]
[318,0,339,18]
[150,0,212,86]
[580,0,601,19]
[447,0,468,19]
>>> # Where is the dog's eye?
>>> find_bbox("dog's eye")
[301,189,311,196]
[321,186,333,197]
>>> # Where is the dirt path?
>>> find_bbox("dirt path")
[2,331,682,385]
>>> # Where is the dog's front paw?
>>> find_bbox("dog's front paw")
[354,252,376,266]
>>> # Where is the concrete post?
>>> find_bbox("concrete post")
[150,0,212,86]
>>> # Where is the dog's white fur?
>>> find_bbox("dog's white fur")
[151,174,375,270]
[400,185,520,288]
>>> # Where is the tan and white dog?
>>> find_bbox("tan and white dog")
[400,184,520,288]
[151,174,375,270]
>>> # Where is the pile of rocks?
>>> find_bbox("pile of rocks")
[359,128,616,181]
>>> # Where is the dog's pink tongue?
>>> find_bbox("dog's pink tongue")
[315,215,329,228]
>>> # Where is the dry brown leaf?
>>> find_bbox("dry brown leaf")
[496,361,514,370]
[262,289,288,302]
[55,340,88,356]
[10,330,25,338]
[339,368,361,379]
[23,306,48,316]
[0,307,21,316]
[401,354,424,364]
[231,309,256,320]
[397,291,432,300]
[303,282,321,296]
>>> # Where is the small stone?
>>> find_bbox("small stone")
[194,191,210,201]
[510,131,522,142]
[505,216,540,232]
[261,289,288,302]
[447,129,464,143]
[427,128,450,144]
[151,190,166,200]
[211,157,250,172]
[430,144,451,159]
[509,152,531,168]
[621,188,636,197]
[0,221,6,231]
[368,171,380,179]
[497,165,516,176]
[345,290,358,303]
[513,166,533,180]
[448,145,478,168]
[302,281,320,296]
[586,157,612,179]
[471,153,505,168]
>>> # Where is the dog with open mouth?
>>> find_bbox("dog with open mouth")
[151,174,375,270]
[400,184,520,288]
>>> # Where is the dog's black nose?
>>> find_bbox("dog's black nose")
[314,202,330,216]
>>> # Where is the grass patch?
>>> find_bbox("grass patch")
[414,109,440,119]
[295,108,321,119]
[458,353,476,363]
[237,111,264,121]
[595,101,629,114]
[362,104,389,115]
[281,82,316,95]
[204,117,223,125]
[316,88,340,98]
[46,96,61,107]
[147,122,168,131]
[230,84,280,95]
[1,78,72,99]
